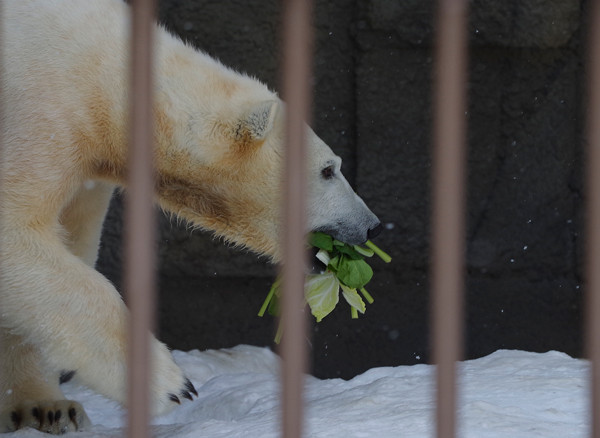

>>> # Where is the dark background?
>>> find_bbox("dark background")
[97,0,587,379]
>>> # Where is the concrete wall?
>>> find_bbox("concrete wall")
[97,0,586,378]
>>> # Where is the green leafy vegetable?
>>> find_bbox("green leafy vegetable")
[304,272,340,322]
[334,256,373,289]
[308,232,334,251]
[259,234,391,342]
[340,283,366,315]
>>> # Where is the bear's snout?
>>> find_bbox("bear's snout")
[367,223,383,240]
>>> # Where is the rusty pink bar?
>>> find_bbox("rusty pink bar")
[0,1,3,386]
[585,1,600,437]
[279,0,314,437]
[431,0,469,437]
[125,1,156,438]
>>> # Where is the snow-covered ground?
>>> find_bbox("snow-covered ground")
[6,346,589,437]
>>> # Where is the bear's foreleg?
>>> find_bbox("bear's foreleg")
[60,181,116,268]
[0,230,193,423]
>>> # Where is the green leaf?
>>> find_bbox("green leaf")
[335,255,373,289]
[309,232,334,251]
[304,272,340,322]
[335,243,364,260]
[340,283,366,314]
[260,231,391,331]
[327,255,341,272]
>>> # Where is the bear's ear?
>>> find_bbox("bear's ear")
[236,100,279,142]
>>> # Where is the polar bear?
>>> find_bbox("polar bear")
[0,0,381,434]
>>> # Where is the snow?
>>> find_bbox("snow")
[6,346,590,437]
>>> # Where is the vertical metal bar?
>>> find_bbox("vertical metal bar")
[431,1,468,437]
[125,1,156,438]
[0,0,3,390]
[585,1,600,437]
[280,0,313,437]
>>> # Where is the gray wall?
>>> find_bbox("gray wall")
[97,0,586,378]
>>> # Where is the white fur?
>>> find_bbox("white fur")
[0,0,379,433]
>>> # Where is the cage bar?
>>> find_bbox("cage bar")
[431,0,469,437]
[0,1,3,409]
[124,1,157,438]
[585,1,600,437]
[279,0,314,437]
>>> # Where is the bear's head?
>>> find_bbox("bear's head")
[155,98,381,262]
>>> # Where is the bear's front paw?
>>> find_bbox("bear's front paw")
[167,378,198,405]
[151,340,198,415]
[0,399,91,434]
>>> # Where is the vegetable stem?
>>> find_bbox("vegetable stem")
[359,287,374,304]
[351,306,358,319]
[353,245,375,257]
[274,322,284,344]
[258,282,277,317]
[365,240,392,263]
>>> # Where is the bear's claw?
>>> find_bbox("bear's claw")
[1,400,91,434]
[184,378,198,397]
[168,379,198,405]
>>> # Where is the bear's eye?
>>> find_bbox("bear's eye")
[321,165,335,180]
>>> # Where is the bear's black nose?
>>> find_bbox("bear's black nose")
[367,223,383,240]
